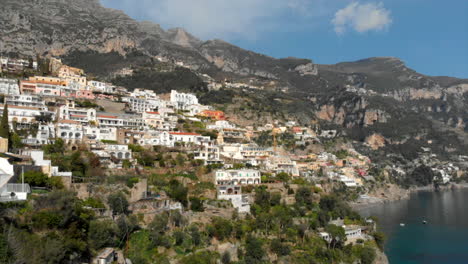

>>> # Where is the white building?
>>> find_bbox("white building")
[169,132,210,146]
[103,144,132,160]
[5,94,46,110]
[23,124,55,145]
[0,78,20,95]
[217,185,250,213]
[55,120,83,143]
[193,144,222,165]
[207,120,236,130]
[58,105,97,124]
[170,90,199,110]
[123,97,163,113]
[87,81,114,94]
[84,126,118,142]
[215,169,261,185]
[29,150,72,177]
[0,105,42,124]
[338,175,358,187]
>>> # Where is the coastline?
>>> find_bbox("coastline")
[350,182,468,211]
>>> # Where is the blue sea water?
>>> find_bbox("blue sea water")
[358,188,468,264]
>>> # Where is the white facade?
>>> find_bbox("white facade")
[56,121,83,143]
[5,94,46,110]
[215,169,261,185]
[59,105,97,123]
[123,97,163,113]
[207,120,236,130]
[170,90,199,110]
[84,126,117,141]
[0,105,42,124]
[103,144,132,160]
[0,78,20,95]
[87,81,114,94]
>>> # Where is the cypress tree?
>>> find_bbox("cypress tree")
[0,105,10,140]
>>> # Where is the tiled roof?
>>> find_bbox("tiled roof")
[169,132,201,136]
[97,115,118,119]
[0,104,40,110]
[58,119,81,124]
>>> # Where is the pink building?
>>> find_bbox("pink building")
[76,90,95,99]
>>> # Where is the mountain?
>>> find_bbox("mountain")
[1,0,467,160]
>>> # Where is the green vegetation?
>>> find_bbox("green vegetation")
[0,105,10,145]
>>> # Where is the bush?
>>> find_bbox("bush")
[189,197,204,212]
[24,171,49,187]
[88,219,118,250]
[107,192,129,215]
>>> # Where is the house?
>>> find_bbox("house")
[214,169,261,185]
[170,90,198,110]
[0,159,30,202]
[198,110,226,120]
[5,94,47,110]
[56,120,83,143]
[0,137,7,153]
[92,248,117,264]
[84,126,118,142]
[169,132,210,146]
[217,185,250,213]
[207,120,236,130]
[123,97,163,113]
[0,78,20,95]
[193,144,222,165]
[0,104,43,124]
[29,150,72,178]
[266,155,300,176]
[103,144,132,160]
[142,111,170,130]
[23,124,55,145]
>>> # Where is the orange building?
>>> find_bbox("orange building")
[199,110,226,120]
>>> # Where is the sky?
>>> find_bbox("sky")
[100,0,468,78]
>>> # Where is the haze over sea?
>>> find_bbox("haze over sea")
[359,188,468,264]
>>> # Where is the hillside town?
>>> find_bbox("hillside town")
[0,56,465,264]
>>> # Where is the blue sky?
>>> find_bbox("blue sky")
[101,0,468,78]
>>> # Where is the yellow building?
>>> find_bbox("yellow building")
[0,137,8,153]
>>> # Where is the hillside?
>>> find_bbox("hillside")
[1,0,467,161]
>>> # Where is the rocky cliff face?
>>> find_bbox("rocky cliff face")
[1,0,467,158]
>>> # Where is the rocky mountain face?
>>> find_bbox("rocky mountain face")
[1,0,467,159]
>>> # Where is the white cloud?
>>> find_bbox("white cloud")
[101,0,336,40]
[332,2,392,34]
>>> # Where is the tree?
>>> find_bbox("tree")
[88,219,118,250]
[189,197,204,212]
[107,192,129,215]
[24,170,49,187]
[244,235,265,264]
[295,187,313,207]
[43,138,65,154]
[270,239,290,257]
[325,224,346,249]
[360,246,377,264]
[372,231,386,251]
[221,251,231,264]
[10,133,23,149]
[0,105,9,142]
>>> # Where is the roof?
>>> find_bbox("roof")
[0,104,40,111]
[146,111,160,115]
[58,119,81,125]
[97,115,118,119]
[169,132,201,136]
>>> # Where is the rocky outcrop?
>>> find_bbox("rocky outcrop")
[365,134,386,150]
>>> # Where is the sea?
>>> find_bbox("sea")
[358,188,468,264]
